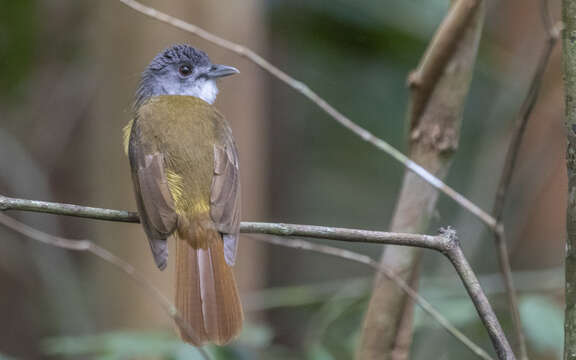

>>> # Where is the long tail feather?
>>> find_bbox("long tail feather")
[175,228,243,345]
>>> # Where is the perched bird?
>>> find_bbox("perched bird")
[123,44,243,345]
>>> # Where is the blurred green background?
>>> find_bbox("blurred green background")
[0,0,565,359]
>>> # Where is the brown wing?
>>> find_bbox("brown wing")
[210,124,241,266]
[128,119,178,270]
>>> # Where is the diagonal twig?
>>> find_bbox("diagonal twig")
[439,230,513,360]
[116,0,496,229]
[408,0,481,123]
[251,234,496,360]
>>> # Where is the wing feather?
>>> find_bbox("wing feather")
[128,119,178,269]
[210,124,241,266]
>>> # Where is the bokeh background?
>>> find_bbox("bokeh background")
[0,0,566,359]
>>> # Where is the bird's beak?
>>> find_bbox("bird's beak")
[206,64,240,78]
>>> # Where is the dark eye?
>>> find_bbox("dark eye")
[179,64,192,76]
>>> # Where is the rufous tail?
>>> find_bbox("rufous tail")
[175,228,243,345]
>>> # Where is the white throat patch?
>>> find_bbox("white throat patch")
[196,80,218,104]
[160,78,219,104]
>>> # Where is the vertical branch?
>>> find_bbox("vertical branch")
[358,1,484,359]
[563,1,576,358]
[490,8,560,358]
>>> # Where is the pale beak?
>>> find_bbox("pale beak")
[206,64,240,78]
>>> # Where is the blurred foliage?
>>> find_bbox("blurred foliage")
[43,324,274,360]
[40,293,563,360]
[44,332,200,360]
[0,353,18,360]
[43,331,206,360]
[520,296,564,355]
[0,0,36,97]
[248,271,565,359]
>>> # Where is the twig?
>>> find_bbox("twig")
[493,18,560,222]
[241,221,442,248]
[251,235,494,360]
[0,213,211,360]
[0,194,511,359]
[489,2,561,358]
[0,195,139,222]
[116,0,496,229]
[439,228,513,360]
[408,0,480,122]
[0,193,446,248]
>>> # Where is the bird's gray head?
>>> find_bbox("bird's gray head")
[136,44,239,107]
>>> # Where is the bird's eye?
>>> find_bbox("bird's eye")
[179,64,193,76]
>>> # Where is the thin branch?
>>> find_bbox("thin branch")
[0,193,446,249]
[0,194,512,358]
[491,231,525,359]
[408,0,480,122]
[116,0,496,229]
[251,235,494,360]
[0,195,139,222]
[492,19,560,224]
[241,221,442,248]
[489,3,561,357]
[440,229,513,360]
[0,213,211,360]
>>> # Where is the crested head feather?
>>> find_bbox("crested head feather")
[148,45,211,71]
[135,45,218,109]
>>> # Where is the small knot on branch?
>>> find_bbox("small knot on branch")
[0,194,9,210]
[438,226,459,251]
[407,70,422,89]
[276,223,293,236]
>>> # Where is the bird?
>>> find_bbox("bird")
[123,44,243,346]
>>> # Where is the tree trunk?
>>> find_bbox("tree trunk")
[562,1,576,358]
